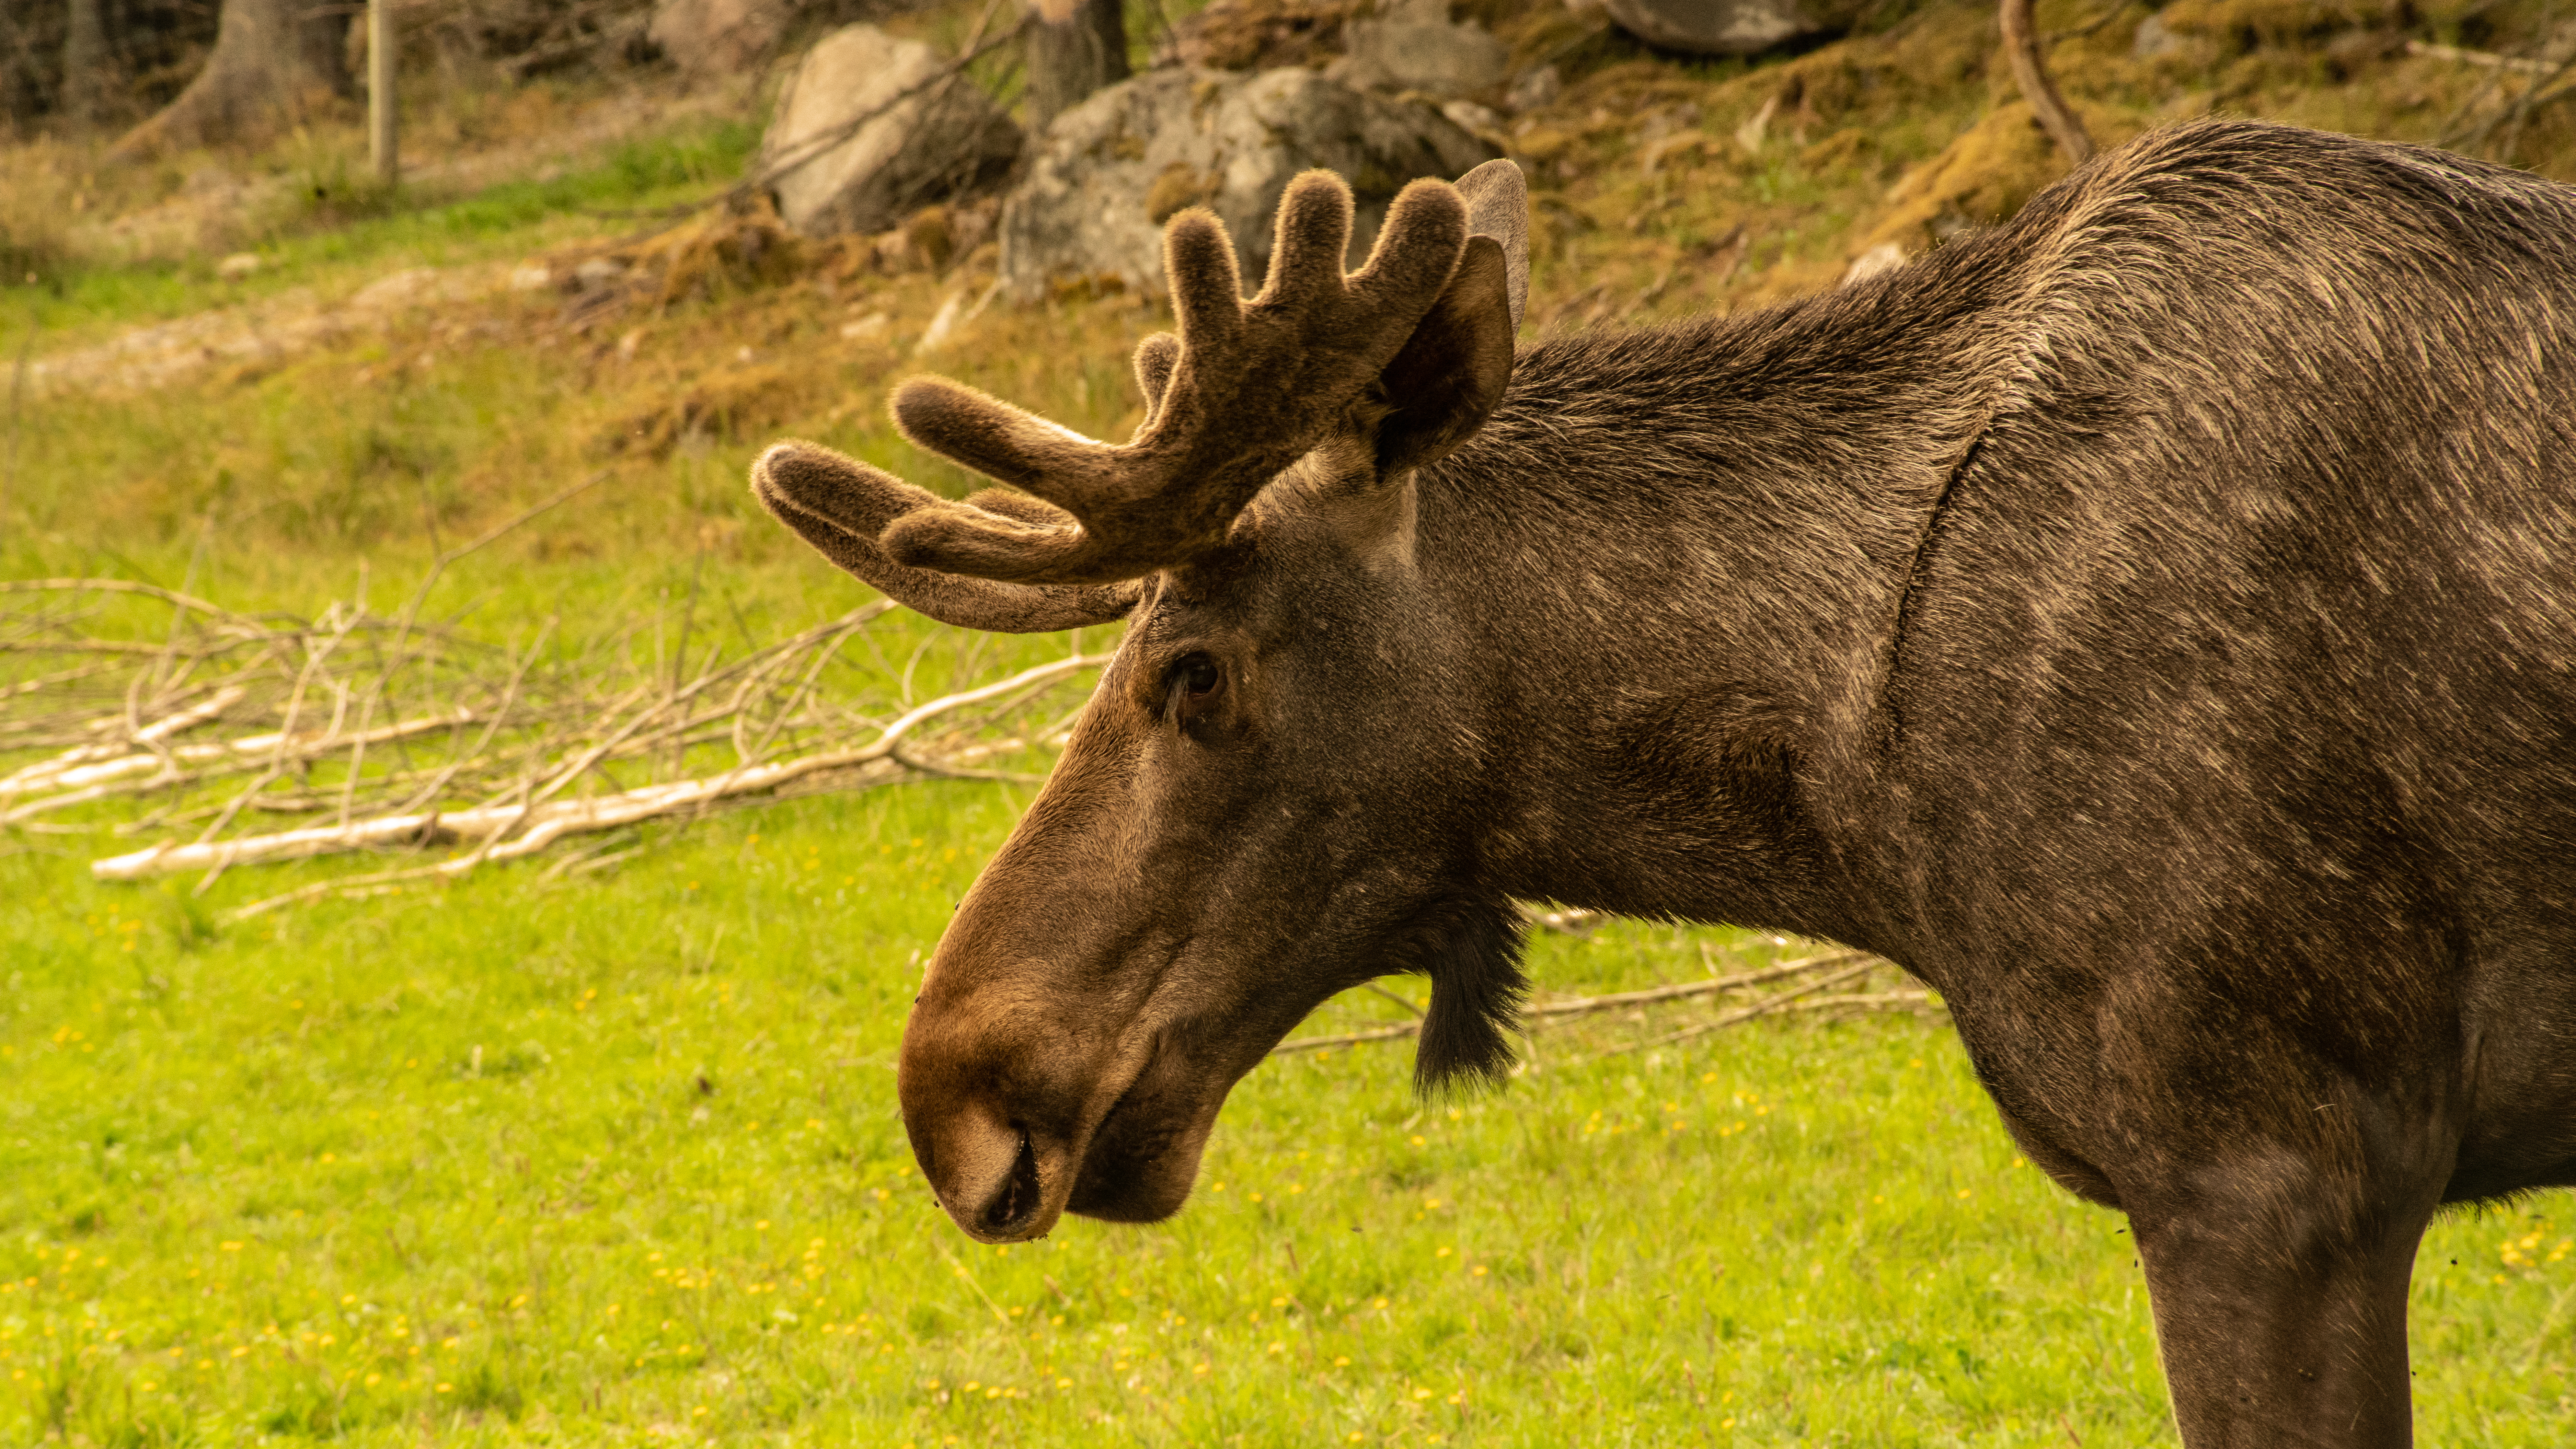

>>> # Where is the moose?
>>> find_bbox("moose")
[749,118,2576,1446]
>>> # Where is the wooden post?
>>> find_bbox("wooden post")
[62,0,110,129]
[368,0,398,185]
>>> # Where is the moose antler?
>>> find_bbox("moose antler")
[752,170,1478,620]
[890,172,1470,585]
[752,445,1145,633]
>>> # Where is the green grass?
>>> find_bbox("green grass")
[4,781,2573,1446]
[16,113,761,344]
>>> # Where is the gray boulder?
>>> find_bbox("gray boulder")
[1325,0,1511,99]
[762,25,1024,238]
[1599,0,1867,56]
[999,67,1498,299]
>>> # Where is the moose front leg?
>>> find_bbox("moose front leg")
[2125,1154,2442,1449]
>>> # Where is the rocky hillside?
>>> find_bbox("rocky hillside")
[6,0,2572,579]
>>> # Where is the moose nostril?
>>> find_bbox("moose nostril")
[978,1128,1042,1236]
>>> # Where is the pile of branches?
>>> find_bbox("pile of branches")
[6,494,1932,1046]
[0,497,1103,919]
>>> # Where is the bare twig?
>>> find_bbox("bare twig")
[1583,958,1887,1059]
[2434,20,2576,152]
[1271,951,1878,1054]
[2410,38,2567,76]
[2001,0,2094,165]
[0,685,246,790]
[0,578,242,619]
[1524,951,1870,1019]
[587,18,1033,225]
[1363,982,1427,1018]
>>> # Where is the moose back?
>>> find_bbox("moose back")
[749,120,2576,1446]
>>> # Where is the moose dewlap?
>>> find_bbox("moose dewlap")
[746,121,2576,1447]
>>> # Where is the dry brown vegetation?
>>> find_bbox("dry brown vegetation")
[12,0,2576,593]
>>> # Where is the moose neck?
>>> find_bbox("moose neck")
[1414,278,2010,959]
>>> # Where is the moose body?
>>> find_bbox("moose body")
[752,119,2576,1445]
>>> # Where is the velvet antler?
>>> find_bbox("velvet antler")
[750,443,1143,633]
[877,172,1473,585]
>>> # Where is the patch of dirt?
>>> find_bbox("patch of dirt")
[37,188,995,397]
[30,262,520,393]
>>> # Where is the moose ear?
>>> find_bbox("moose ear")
[1371,233,1515,477]
[1452,159,1528,331]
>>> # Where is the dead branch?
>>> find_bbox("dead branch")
[5,552,1105,915]
[1,709,478,818]
[0,685,247,790]
[2410,39,2568,76]
[1269,951,1880,1054]
[1523,950,1871,1019]
[0,578,243,620]
[1591,957,1888,1058]
[93,653,1109,885]
[2000,0,2094,165]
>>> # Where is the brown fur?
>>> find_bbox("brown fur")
[750,127,2576,1447]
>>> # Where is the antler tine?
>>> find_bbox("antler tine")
[1351,179,1483,311]
[880,172,1471,587]
[1249,170,1355,312]
[750,442,1138,633]
[1163,209,1249,356]
[1133,333,1180,427]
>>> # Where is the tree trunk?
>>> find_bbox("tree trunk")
[1,2,61,129]
[1024,0,1128,136]
[61,0,112,128]
[109,0,350,159]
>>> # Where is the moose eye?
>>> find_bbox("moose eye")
[1163,652,1223,724]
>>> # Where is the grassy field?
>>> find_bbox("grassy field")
[10,0,2576,1440]
[6,764,2576,1447]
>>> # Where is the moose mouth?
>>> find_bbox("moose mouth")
[923,1032,1243,1244]
[1064,1078,1217,1224]
[972,1129,1046,1239]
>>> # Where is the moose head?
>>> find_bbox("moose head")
[753,163,1537,1243]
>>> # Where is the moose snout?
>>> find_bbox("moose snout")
[899,968,1217,1239]
[907,1095,1050,1242]
[897,988,1101,1243]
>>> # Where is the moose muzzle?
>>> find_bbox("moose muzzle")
[896,965,1100,1242]
[899,914,1266,1242]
